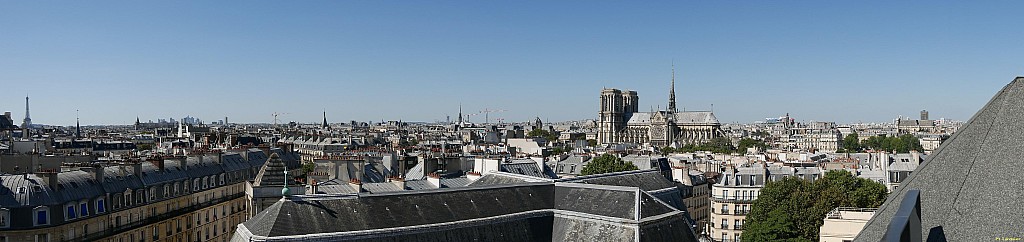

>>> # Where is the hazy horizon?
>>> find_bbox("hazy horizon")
[3,1,1021,126]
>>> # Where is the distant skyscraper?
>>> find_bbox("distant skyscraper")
[920,110,929,120]
[22,95,31,129]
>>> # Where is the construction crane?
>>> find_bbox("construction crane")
[478,109,507,124]
[272,112,290,126]
[465,113,479,124]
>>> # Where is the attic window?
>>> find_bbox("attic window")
[17,187,26,194]
[30,185,42,192]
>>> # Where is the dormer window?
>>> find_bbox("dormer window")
[96,198,106,214]
[34,206,50,226]
[66,203,78,220]
[136,189,144,204]
[80,202,89,217]
[0,208,10,228]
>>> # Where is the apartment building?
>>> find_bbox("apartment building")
[0,148,295,242]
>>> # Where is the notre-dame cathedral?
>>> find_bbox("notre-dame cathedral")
[597,70,724,147]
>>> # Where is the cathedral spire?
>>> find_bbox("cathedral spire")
[75,110,81,138]
[322,111,329,129]
[668,63,677,113]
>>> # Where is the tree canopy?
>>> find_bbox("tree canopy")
[840,133,861,153]
[527,129,558,141]
[737,138,769,153]
[661,137,737,154]
[580,154,638,176]
[743,170,888,242]
[861,134,923,153]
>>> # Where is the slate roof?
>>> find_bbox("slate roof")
[624,111,720,125]
[313,179,359,194]
[468,173,529,186]
[675,111,719,125]
[253,153,295,187]
[234,182,697,242]
[241,183,556,237]
[403,179,437,190]
[499,161,558,179]
[855,77,1024,242]
[438,177,472,188]
[558,169,677,192]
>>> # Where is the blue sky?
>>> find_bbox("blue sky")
[2,1,1022,125]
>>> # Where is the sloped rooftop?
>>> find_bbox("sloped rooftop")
[856,77,1024,241]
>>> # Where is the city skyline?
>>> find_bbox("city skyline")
[4,1,1023,125]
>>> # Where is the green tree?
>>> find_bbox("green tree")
[743,170,888,242]
[580,154,638,176]
[897,134,923,152]
[841,133,861,153]
[660,146,676,156]
[586,139,598,147]
[301,162,316,174]
[136,144,153,151]
[550,146,569,155]
[737,138,768,153]
[528,129,558,141]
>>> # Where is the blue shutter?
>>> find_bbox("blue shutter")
[36,210,47,225]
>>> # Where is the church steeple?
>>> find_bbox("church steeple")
[668,63,677,113]
[75,110,81,138]
[322,111,329,130]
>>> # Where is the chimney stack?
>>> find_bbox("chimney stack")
[39,170,59,191]
[82,165,104,182]
[310,179,319,194]
[132,161,144,178]
[427,172,441,188]
[389,177,406,190]
[150,158,166,172]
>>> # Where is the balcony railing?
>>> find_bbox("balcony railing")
[881,189,921,242]
[711,195,757,203]
[68,193,244,242]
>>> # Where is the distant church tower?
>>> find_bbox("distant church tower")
[668,63,677,113]
[598,89,638,144]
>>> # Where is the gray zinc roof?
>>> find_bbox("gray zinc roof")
[855,77,1024,242]
[559,169,677,192]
